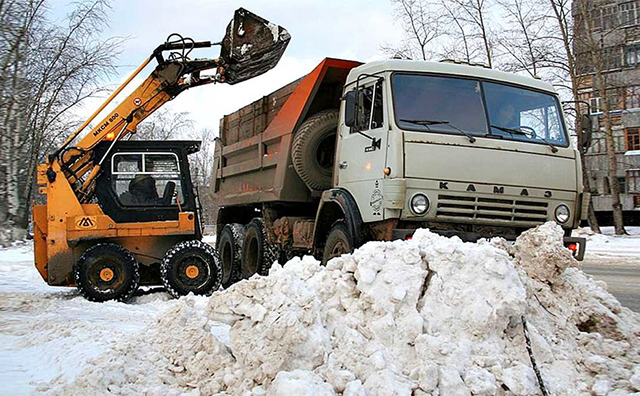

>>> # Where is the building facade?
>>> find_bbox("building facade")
[573,0,640,224]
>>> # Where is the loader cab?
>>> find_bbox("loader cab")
[94,140,201,227]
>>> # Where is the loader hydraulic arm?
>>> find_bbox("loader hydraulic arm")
[53,36,222,200]
[45,7,290,203]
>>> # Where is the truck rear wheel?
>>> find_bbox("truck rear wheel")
[161,240,222,298]
[241,218,280,278]
[218,223,244,288]
[292,109,339,191]
[322,221,353,265]
[74,243,140,302]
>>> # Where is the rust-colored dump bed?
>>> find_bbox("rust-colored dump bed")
[212,58,361,207]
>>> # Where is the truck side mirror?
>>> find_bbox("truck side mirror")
[343,90,357,128]
[580,114,593,151]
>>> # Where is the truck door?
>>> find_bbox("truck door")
[336,79,389,223]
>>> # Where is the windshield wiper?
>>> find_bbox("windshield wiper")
[490,125,558,153]
[401,119,476,143]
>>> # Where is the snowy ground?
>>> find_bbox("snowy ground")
[0,242,227,395]
[1,225,639,395]
[575,226,640,262]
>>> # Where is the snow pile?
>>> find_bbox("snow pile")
[51,222,640,395]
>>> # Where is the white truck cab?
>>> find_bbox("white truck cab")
[337,60,587,254]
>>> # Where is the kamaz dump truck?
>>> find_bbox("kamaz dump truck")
[211,58,590,281]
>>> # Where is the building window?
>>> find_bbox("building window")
[618,177,627,194]
[626,86,640,109]
[626,127,640,150]
[602,5,618,30]
[620,2,639,26]
[590,97,602,113]
[603,46,622,70]
[625,44,640,66]
[590,8,603,30]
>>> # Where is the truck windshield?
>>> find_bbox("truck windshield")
[392,73,568,147]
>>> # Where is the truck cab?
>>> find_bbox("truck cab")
[333,60,587,249]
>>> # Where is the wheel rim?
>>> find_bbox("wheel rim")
[328,239,349,260]
[87,258,125,291]
[99,268,114,282]
[175,255,210,290]
[185,265,200,279]
[316,132,336,175]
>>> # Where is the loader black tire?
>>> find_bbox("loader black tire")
[292,109,339,191]
[74,243,140,303]
[217,223,244,288]
[161,240,222,298]
[322,221,353,265]
[241,218,280,278]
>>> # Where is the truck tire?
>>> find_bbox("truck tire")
[74,243,140,302]
[161,240,222,298]
[241,218,280,278]
[217,223,244,288]
[322,221,353,265]
[292,109,339,191]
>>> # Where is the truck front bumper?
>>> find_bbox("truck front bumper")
[391,229,587,261]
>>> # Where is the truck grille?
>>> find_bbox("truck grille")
[436,194,548,225]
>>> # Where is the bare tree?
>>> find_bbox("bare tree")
[0,0,121,244]
[575,0,626,235]
[449,0,494,67]
[134,108,195,140]
[385,0,495,66]
[547,0,601,232]
[381,0,444,60]
[439,0,475,62]
[495,0,551,77]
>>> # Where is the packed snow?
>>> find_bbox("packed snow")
[2,223,640,395]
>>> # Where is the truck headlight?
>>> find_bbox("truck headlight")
[554,204,570,224]
[410,194,429,215]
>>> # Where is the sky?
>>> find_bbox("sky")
[49,0,405,132]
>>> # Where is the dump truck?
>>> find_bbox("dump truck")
[32,8,290,302]
[212,58,590,281]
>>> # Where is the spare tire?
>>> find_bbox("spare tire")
[292,109,339,191]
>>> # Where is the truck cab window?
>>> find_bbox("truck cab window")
[112,153,184,207]
[356,80,384,132]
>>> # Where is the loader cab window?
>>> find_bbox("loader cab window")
[354,80,384,132]
[112,153,184,207]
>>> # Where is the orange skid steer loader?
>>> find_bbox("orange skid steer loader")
[32,8,290,302]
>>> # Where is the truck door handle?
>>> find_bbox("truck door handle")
[339,161,348,169]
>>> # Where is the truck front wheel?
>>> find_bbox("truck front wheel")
[322,221,353,264]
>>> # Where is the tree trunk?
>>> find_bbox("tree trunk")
[578,0,626,235]
[549,0,601,233]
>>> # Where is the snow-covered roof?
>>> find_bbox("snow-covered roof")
[625,150,640,156]
[346,59,557,94]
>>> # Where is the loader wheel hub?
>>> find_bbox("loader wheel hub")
[99,268,115,282]
[185,265,200,279]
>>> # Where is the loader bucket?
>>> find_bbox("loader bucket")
[220,8,291,85]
